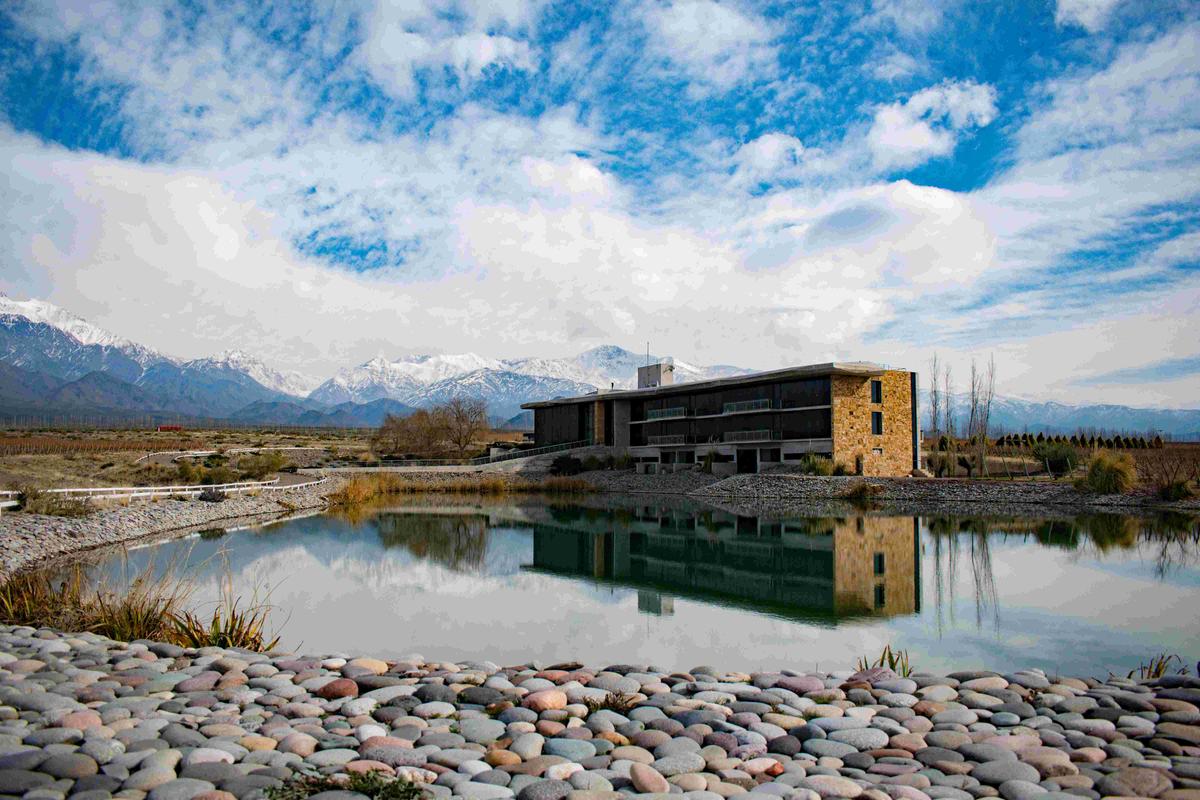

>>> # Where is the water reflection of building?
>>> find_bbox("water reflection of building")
[528,506,920,622]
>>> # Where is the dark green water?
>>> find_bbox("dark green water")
[95,497,1200,675]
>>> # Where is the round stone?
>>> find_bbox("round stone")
[800,775,864,798]
[630,762,670,793]
[460,719,508,744]
[517,778,574,800]
[971,761,1041,786]
[147,778,218,800]
[318,678,359,699]
[525,691,569,712]
[544,739,596,761]
[41,752,100,779]
[828,728,889,750]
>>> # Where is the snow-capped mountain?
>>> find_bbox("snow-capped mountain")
[194,350,320,397]
[311,345,754,407]
[0,294,166,369]
[405,369,597,419]
[927,392,1200,438]
[308,353,504,405]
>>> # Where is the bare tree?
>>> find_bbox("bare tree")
[371,409,451,458]
[978,354,997,475]
[443,397,490,457]
[942,364,955,442]
[928,353,942,438]
[967,358,981,448]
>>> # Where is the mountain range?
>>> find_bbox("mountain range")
[1,294,1197,436]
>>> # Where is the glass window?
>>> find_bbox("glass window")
[874,584,886,608]
[873,552,885,575]
[871,411,883,435]
[871,380,882,403]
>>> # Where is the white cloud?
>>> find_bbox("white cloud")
[733,133,805,179]
[1055,0,1123,32]
[867,80,998,171]
[359,1,540,99]
[640,0,778,91]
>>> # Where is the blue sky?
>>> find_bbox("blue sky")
[0,0,1198,406]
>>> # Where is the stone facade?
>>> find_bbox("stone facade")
[831,370,915,477]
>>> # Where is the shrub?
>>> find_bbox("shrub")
[936,435,950,452]
[267,773,420,800]
[832,462,852,476]
[1033,441,1079,477]
[236,451,290,480]
[581,455,603,472]
[18,487,92,518]
[198,488,227,503]
[1153,435,1165,448]
[840,481,882,503]
[199,465,238,485]
[550,455,583,476]
[796,454,834,476]
[1160,481,1194,502]
[613,452,633,470]
[700,451,714,474]
[926,454,951,477]
[1076,451,1136,495]
[956,454,975,477]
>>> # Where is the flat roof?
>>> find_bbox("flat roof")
[521,361,893,409]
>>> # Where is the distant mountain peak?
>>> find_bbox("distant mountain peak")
[0,294,141,351]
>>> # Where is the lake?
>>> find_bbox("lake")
[92,495,1200,676]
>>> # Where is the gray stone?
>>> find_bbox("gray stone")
[998,781,1047,800]
[828,728,889,750]
[971,762,1041,786]
[460,719,508,744]
[518,779,574,800]
[652,753,706,776]
[146,778,217,800]
[544,739,597,762]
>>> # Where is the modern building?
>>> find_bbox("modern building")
[522,361,920,476]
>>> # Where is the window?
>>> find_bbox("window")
[873,552,886,575]
[871,380,882,403]
[871,411,884,435]
[874,584,886,608]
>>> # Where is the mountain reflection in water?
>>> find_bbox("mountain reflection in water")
[89,498,1200,673]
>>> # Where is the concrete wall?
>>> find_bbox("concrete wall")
[831,370,915,477]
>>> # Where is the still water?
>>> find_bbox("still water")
[94,496,1200,675]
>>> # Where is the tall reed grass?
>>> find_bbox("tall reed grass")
[0,555,282,650]
[327,473,593,506]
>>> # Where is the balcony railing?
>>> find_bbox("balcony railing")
[723,429,778,443]
[646,406,688,421]
[647,434,688,445]
[722,398,771,414]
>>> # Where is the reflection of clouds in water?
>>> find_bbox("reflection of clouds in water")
[87,505,1200,674]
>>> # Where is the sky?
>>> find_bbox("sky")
[0,0,1198,407]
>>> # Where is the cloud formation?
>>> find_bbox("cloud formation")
[0,0,1197,407]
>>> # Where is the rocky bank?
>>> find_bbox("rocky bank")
[0,625,1197,800]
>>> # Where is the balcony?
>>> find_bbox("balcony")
[647,434,688,445]
[722,398,771,414]
[723,429,778,443]
[646,406,688,421]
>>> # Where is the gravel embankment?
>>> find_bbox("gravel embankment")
[0,625,1198,800]
[0,480,339,581]
[570,471,1200,515]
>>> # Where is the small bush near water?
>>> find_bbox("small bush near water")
[1033,441,1079,477]
[840,481,883,504]
[0,561,282,651]
[856,644,913,677]
[17,486,92,517]
[1076,451,1137,495]
[550,455,583,476]
[796,454,834,476]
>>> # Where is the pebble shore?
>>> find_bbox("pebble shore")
[0,625,1198,800]
[0,481,337,582]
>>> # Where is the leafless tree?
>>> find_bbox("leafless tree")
[942,364,955,442]
[928,353,942,438]
[371,409,452,458]
[978,355,996,474]
[443,397,490,457]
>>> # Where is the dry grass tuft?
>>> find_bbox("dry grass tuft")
[0,558,282,651]
[1076,451,1137,495]
[327,473,594,506]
